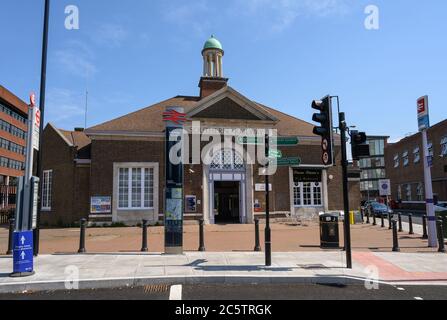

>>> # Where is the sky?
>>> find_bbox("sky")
[1,0,446,144]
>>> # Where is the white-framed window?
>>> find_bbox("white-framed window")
[118,167,154,210]
[441,136,447,157]
[402,151,409,167]
[405,184,412,201]
[393,154,399,168]
[416,183,424,202]
[293,182,323,207]
[41,170,53,210]
[397,185,402,201]
[413,146,420,163]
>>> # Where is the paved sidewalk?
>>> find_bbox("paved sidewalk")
[0,251,446,293]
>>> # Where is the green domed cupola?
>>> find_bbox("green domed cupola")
[202,35,224,78]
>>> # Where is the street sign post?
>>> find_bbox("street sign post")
[272,157,301,167]
[379,179,391,197]
[237,136,299,146]
[417,96,437,248]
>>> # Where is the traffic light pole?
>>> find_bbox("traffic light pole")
[339,112,352,269]
[264,134,272,267]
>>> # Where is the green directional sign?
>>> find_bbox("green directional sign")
[272,137,300,146]
[269,149,282,159]
[237,136,299,146]
[270,157,301,167]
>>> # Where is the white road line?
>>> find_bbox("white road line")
[397,287,405,291]
[414,297,424,300]
[169,285,182,300]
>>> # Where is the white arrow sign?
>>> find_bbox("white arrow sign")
[20,251,26,260]
[20,236,26,245]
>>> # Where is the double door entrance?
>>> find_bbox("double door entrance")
[214,181,240,224]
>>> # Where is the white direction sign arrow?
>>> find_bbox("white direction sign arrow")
[20,236,26,245]
[20,251,26,260]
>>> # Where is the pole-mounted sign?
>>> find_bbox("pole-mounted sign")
[11,98,41,277]
[163,107,186,254]
[417,96,437,248]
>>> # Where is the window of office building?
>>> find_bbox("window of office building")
[403,151,409,167]
[293,182,322,207]
[405,184,412,201]
[397,185,402,200]
[441,136,447,157]
[394,154,399,168]
[413,147,420,163]
[368,139,385,156]
[416,183,424,202]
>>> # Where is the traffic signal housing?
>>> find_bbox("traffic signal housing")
[351,130,370,160]
[311,95,334,166]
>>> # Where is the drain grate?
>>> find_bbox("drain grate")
[143,284,170,294]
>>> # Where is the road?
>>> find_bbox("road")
[0,283,445,300]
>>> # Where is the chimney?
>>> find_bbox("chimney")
[199,77,228,99]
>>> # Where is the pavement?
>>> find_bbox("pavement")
[0,221,445,295]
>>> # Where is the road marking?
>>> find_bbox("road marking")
[169,285,182,300]
[397,287,405,291]
[414,297,423,300]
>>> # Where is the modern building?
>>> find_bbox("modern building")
[0,85,28,209]
[359,135,389,200]
[40,36,361,227]
[385,119,447,210]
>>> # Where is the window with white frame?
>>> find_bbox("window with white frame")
[416,183,424,201]
[293,182,323,207]
[405,184,412,201]
[118,167,154,209]
[42,170,53,210]
[402,151,409,167]
[393,154,399,168]
[397,185,402,201]
[413,147,420,163]
[441,136,447,157]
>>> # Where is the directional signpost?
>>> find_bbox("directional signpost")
[237,136,299,147]
[273,157,301,167]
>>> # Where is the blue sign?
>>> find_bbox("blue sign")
[13,231,34,274]
[418,114,430,132]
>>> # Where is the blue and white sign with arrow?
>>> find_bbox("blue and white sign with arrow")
[12,230,34,275]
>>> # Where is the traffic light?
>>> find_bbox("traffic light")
[311,95,334,166]
[351,130,370,160]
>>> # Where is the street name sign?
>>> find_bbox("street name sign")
[271,157,301,167]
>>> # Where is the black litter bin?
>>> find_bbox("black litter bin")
[320,213,340,249]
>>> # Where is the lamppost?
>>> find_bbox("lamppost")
[33,0,50,256]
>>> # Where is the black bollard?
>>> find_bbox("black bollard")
[6,218,15,255]
[392,220,400,252]
[373,213,377,226]
[398,213,403,232]
[198,219,205,252]
[388,213,392,230]
[141,219,148,252]
[422,215,428,240]
[78,218,87,254]
[254,218,261,252]
[408,214,414,235]
[381,214,385,228]
[438,220,446,253]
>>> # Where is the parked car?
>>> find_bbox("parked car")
[367,202,394,218]
[361,200,375,212]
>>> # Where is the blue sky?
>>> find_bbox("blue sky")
[1,0,446,143]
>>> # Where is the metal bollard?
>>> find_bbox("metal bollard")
[198,219,205,252]
[254,218,261,252]
[388,213,392,230]
[6,218,15,255]
[373,213,377,226]
[141,219,149,252]
[438,220,446,253]
[392,220,400,252]
[398,213,403,232]
[381,214,385,228]
[422,215,428,240]
[78,218,87,254]
[408,214,414,235]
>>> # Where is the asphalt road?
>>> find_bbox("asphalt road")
[0,283,446,300]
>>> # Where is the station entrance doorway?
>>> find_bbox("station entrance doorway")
[214,181,240,224]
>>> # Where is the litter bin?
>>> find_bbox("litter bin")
[320,213,340,249]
